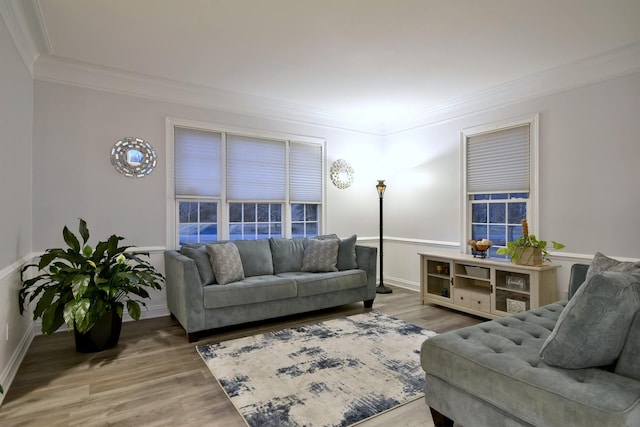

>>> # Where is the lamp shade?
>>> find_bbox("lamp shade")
[376,180,386,198]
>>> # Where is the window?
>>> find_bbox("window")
[170,121,324,247]
[462,115,538,256]
[178,200,218,245]
[291,203,319,238]
[229,202,282,240]
[469,193,528,257]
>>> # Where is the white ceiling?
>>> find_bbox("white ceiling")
[10,0,640,132]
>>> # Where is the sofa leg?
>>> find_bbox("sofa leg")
[187,332,200,343]
[364,299,374,308]
[430,408,454,427]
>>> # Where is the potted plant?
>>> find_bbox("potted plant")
[19,219,164,352]
[496,219,565,266]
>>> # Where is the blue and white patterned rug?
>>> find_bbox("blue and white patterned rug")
[196,311,436,427]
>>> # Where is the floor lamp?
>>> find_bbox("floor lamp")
[376,180,392,294]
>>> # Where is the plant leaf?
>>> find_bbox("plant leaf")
[42,301,65,335]
[72,299,92,333]
[127,300,141,320]
[78,218,89,244]
[62,226,80,252]
[72,275,90,299]
[33,286,57,318]
[82,245,93,258]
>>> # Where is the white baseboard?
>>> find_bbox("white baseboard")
[383,275,420,292]
[122,304,170,322]
[0,323,35,406]
[34,304,171,336]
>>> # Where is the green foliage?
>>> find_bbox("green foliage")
[496,234,565,263]
[20,219,164,334]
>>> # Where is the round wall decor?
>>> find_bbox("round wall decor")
[330,159,354,189]
[110,137,157,177]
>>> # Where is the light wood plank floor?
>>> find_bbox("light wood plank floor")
[0,286,483,426]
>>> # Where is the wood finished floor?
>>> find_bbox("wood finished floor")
[0,286,483,426]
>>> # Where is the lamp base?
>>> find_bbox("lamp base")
[376,284,393,294]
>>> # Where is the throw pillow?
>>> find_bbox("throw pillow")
[232,239,274,277]
[584,252,640,283]
[206,242,245,285]
[316,234,358,270]
[269,238,305,273]
[180,245,215,285]
[615,311,640,380]
[539,270,640,369]
[301,238,339,272]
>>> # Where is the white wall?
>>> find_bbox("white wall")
[30,80,383,320]
[0,15,34,403]
[382,71,640,297]
[32,82,384,247]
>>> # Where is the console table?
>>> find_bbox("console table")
[419,251,560,319]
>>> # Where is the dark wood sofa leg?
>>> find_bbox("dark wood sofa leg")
[187,332,200,343]
[430,408,454,427]
[364,299,374,308]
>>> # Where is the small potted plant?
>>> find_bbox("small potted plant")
[19,219,164,352]
[496,219,565,266]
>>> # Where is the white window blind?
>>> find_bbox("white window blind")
[174,127,222,196]
[227,135,286,200]
[289,142,322,202]
[466,124,530,193]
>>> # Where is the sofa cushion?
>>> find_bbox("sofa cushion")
[317,234,358,271]
[203,275,297,308]
[615,312,640,380]
[232,239,274,277]
[584,252,640,283]
[540,270,640,368]
[278,270,366,297]
[302,238,339,272]
[206,242,245,285]
[269,237,305,273]
[180,245,215,285]
[421,302,640,427]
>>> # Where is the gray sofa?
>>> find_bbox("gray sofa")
[164,235,377,342]
[421,260,640,427]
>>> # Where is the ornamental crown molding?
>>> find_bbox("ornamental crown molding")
[0,0,41,74]
[385,41,640,135]
[31,42,640,136]
[4,0,640,135]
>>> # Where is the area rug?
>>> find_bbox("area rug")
[196,311,436,427]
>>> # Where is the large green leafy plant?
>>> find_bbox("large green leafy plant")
[19,219,164,334]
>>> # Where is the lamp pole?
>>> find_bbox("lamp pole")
[376,180,392,294]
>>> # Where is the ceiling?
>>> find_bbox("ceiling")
[10,0,640,133]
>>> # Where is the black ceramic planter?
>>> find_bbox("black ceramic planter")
[74,310,123,353]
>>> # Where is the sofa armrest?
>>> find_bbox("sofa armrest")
[355,245,378,300]
[164,250,206,333]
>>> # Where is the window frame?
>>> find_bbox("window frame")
[460,114,539,253]
[166,118,326,248]
[176,197,220,245]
